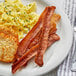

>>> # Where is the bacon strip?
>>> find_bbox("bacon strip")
[12,6,56,73]
[12,6,61,73]
[48,34,60,47]
[16,6,50,59]
[17,14,58,66]
[15,13,60,61]
[12,34,60,73]
[28,13,61,50]
[35,6,56,66]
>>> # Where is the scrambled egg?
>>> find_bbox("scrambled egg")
[0,0,39,39]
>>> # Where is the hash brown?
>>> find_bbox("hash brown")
[0,32,18,62]
[0,26,18,39]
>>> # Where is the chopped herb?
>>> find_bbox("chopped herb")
[9,11,11,15]
[29,4,31,6]
[24,12,25,14]
[24,21,25,22]
[6,12,8,15]
[5,6,7,9]
[12,18,14,20]
[2,19,5,21]
[6,11,11,15]
[12,17,16,20]
[26,19,29,22]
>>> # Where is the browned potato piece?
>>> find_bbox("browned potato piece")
[0,33,18,62]
[0,26,18,39]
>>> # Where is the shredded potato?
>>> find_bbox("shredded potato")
[0,0,39,39]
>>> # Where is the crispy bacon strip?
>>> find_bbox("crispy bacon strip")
[48,34,60,47]
[15,13,61,61]
[35,6,56,66]
[27,31,41,50]
[12,34,60,73]
[12,6,61,73]
[16,6,56,60]
[12,6,56,73]
[16,6,49,59]
[28,13,61,50]
[17,14,58,66]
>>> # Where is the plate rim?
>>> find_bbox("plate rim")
[0,0,73,76]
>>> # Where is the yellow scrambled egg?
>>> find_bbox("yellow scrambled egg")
[0,0,39,39]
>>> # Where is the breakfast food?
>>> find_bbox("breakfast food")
[0,32,18,62]
[0,0,39,39]
[12,6,61,73]
[0,0,61,74]
[35,6,56,66]
[0,26,19,62]
[12,34,60,73]
[0,26,18,39]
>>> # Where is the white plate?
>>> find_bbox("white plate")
[0,0,73,76]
